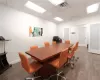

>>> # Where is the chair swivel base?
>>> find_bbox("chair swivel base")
[65,56,79,69]
[49,71,67,80]
[25,76,42,80]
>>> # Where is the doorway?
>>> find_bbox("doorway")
[64,28,69,41]
[77,27,87,46]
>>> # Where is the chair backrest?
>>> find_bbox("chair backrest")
[19,52,30,73]
[69,45,75,57]
[30,46,38,51]
[65,40,70,44]
[52,41,56,45]
[59,48,68,68]
[74,42,79,51]
[71,44,76,51]
[68,42,79,58]
[44,42,50,47]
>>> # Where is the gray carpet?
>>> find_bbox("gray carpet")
[0,47,100,80]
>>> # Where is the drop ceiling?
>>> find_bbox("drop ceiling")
[0,0,100,23]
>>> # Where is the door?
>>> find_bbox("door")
[78,27,86,46]
[64,28,69,40]
[89,24,100,54]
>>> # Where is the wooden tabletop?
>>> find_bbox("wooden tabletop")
[26,43,72,62]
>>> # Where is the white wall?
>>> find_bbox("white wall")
[57,23,85,45]
[57,23,74,40]
[57,14,100,53]
[57,14,100,38]
[0,4,57,64]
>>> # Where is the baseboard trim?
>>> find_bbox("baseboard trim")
[10,59,20,64]
[88,49,100,54]
[79,44,87,47]
[9,56,31,64]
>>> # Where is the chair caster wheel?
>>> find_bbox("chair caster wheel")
[71,64,74,69]
[77,57,79,59]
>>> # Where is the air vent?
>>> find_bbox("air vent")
[59,2,69,7]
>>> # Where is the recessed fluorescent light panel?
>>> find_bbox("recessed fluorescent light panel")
[25,1,46,13]
[87,3,99,14]
[48,0,65,6]
[54,17,63,21]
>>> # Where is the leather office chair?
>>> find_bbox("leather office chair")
[44,42,50,47]
[19,52,42,79]
[67,42,79,69]
[67,45,75,68]
[30,46,38,51]
[74,42,79,51]
[49,48,69,80]
[65,40,70,44]
[52,41,56,45]
[74,41,79,60]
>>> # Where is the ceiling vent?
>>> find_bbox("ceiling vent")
[59,1,69,7]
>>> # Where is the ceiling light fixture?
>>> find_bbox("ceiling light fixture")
[87,3,99,14]
[25,1,46,13]
[48,0,65,6]
[54,17,63,21]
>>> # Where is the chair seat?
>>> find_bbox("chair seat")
[68,55,72,58]
[49,58,60,69]
[50,49,68,70]
[29,61,42,74]
[68,50,74,59]
[68,53,74,58]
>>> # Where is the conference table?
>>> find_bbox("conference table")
[25,43,73,78]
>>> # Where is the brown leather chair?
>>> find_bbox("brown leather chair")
[52,41,56,45]
[44,42,50,47]
[65,40,70,44]
[19,52,42,79]
[30,46,38,51]
[49,48,69,80]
